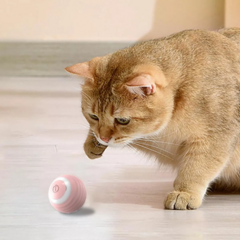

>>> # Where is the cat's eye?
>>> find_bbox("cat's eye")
[89,114,99,120]
[116,118,130,125]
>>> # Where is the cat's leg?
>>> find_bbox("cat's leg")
[84,130,108,159]
[164,139,231,210]
[209,144,240,192]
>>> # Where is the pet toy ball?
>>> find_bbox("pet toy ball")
[48,175,87,213]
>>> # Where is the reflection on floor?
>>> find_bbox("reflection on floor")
[1,77,240,240]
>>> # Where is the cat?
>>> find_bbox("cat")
[65,28,240,210]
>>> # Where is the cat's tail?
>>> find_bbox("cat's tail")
[218,27,240,49]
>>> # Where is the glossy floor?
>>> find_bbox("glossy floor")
[1,77,240,240]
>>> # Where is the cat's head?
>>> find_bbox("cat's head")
[65,52,174,147]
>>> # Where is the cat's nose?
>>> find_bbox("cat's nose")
[100,137,111,143]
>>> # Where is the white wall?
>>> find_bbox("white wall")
[0,0,225,42]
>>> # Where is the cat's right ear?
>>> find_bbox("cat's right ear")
[65,57,101,82]
[65,62,93,80]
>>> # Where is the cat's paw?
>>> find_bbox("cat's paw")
[84,137,107,159]
[164,191,202,210]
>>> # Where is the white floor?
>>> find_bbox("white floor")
[1,77,240,240]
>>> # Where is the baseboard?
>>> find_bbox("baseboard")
[0,42,133,77]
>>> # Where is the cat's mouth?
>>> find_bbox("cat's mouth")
[93,133,131,147]
[97,139,109,146]
[97,138,129,147]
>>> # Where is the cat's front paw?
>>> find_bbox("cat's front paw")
[164,191,202,210]
[84,136,108,159]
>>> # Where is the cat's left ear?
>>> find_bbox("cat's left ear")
[125,65,167,96]
[126,74,156,96]
[65,57,101,82]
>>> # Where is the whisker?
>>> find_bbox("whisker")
[127,144,135,151]
[126,143,140,155]
[138,138,180,146]
[161,129,179,138]
[142,129,179,139]
[153,129,178,139]
[135,141,175,155]
[80,91,91,100]
[150,129,179,140]
[132,142,173,161]
[134,129,180,146]
[87,129,95,137]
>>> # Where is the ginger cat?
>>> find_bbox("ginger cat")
[65,28,240,210]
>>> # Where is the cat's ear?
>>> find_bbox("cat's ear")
[65,57,101,82]
[125,65,167,96]
[65,62,93,80]
[126,74,156,96]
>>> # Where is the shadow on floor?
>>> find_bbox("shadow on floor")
[61,207,95,217]
[91,181,173,210]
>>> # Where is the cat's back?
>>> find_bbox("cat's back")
[133,29,240,85]
[161,28,240,58]
[131,28,240,66]
[218,27,240,48]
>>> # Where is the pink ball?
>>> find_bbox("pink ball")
[48,175,87,213]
